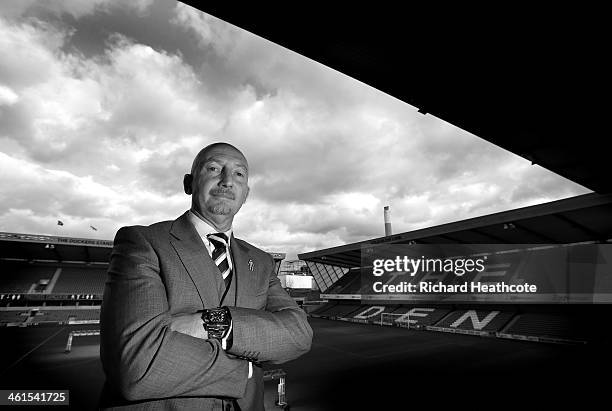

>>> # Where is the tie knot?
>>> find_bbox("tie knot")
[207,233,228,248]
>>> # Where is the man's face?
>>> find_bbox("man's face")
[190,145,250,220]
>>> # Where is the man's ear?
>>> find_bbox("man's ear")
[183,174,193,195]
[244,186,250,203]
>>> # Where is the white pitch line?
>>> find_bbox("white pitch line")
[1,326,66,374]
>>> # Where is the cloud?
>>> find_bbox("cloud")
[0,17,68,90]
[0,85,19,106]
[0,0,154,20]
[172,2,240,56]
[509,163,582,205]
[0,151,187,239]
[0,18,216,181]
[139,145,198,196]
[0,2,591,259]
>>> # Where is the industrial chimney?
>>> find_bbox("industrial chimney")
[384,206,392,236]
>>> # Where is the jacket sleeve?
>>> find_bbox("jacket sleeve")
[100,226,249,402]
[227,254,313,364]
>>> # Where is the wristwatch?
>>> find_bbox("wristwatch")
[201,306,232,347]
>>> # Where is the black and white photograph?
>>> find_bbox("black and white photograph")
[1,1,610,409]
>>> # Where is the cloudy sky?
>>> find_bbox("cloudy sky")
[0,0,590,258]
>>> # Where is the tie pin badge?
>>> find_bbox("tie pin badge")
[248,259,254,271]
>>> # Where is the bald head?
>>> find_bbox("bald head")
[184,142,250,231]
[190,143,248,176]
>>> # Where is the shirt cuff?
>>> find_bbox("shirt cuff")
[221,320,233,350]
[248,362,253,379]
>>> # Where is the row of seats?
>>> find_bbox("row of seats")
[31,309,101,323]
[504,313,588,339]
[0,310,30,324]
[0,264,56,293]
[52,267,107,294]
[310,302,588,340]
[323,270,361,294]
[437,309,516,332]
[0,264,107,294]
[0,309,101,325]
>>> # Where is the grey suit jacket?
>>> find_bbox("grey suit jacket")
[99,212,313,410]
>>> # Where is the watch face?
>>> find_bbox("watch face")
[209,310,225,322]
[202,307,230,330]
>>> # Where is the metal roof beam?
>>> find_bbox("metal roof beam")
[511,222,558,243]
[552,213,606,241]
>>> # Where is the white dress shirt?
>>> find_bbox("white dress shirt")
[187,210,234,274]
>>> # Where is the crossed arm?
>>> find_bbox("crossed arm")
[170,266,314,365]
[100,226,312,402]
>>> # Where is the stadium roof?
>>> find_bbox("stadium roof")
[0,232,285,263]
[0,232,113,263]
[196,4,609,193]
[298,192,612,268]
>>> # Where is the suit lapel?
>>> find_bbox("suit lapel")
[230,236,257,307]
[169,212,221,308]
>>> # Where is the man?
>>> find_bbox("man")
[99,143,313,410]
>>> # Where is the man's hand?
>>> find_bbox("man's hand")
[169,313,208,340]
[168,314,250,378]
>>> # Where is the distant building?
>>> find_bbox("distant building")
[278,260,315,289]
[279,259,310,276]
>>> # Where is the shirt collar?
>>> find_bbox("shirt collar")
[187,210,232,246]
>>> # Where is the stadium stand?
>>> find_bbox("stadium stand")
[502,313,588,341]
[350,304,400,324]
[299,194,612,344]
[308,301,337,316]
[31,309,67,323]
[0,232,287,332]
[434,308,516,333]
[286,289,320,299]
[385,305,452,326]
[322,268,359,294]
[309,301,604,343]
[0,307,102,327]
[71,309,101,321]
[311,301,595,342]
[374,305,414,324]
[51,266,107,295]
[0,310,29,325]
[315,302,364,318]
[0,262,56,293]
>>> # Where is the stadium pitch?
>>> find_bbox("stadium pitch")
[0,318,608,410]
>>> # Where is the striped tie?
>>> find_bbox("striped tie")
[207,233,232,289]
